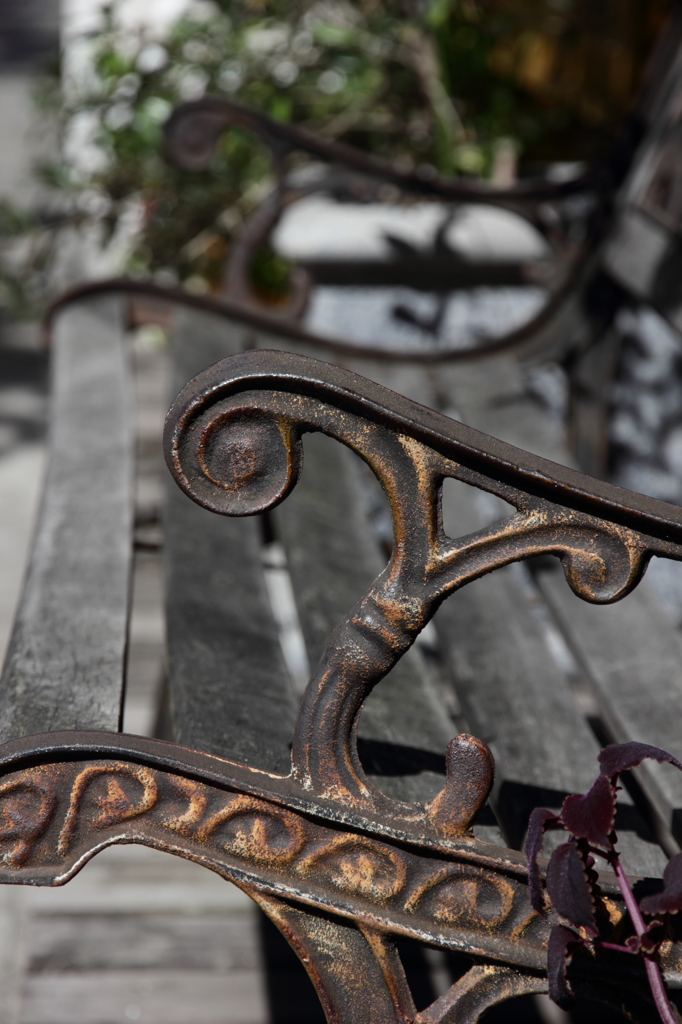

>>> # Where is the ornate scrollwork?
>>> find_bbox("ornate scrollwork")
[0,773,55,866]
[0,750,546,963]
[164,349,682,809]
[0,738,675,1023]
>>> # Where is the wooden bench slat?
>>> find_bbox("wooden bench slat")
[274,432,378,672]
[441,355,680,867]
[536,565,682,850]
[434,564,667,877]
[439,358,682,853]
[0,297,132,740]
[437,481,604,822]
[274,430,455,804]
[166,310,296,772]
[434,357,669,876]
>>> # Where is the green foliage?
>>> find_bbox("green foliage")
[38,0,485,291]
[0,0,669,315]
[436,0,671,163]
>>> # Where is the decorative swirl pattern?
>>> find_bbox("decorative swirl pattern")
[164,350,682,808]
[176,403,302,516]
[0,757,548,971]
[58,762,158,855]
[196,794,306,864]
[0,774,56,866]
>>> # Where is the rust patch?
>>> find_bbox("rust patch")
[58,762,157,855]
[0,774,56,866]
[196,794,305,864]
[298,835,407,903]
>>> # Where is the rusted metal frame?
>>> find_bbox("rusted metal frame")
[164,350,681,810]
[163,96,600,328]
[4,347,682,1018]
[163,96,602,203]
[0,734,677,1013]
[41,271,596,368]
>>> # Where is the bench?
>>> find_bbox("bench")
[4,9,682,1020]
[0,282,680,1022]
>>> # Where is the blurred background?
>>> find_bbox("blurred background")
[0,0,673,321]
[0,2,680,1023]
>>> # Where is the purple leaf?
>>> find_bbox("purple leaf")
[548,925,580,1009]
[560,774,616,850]
[640,929,661,955]
[546,841,597,934]
[599,742,682,781]
[581,844,601,895]
[525,807,558,916]
[640,853,682,916]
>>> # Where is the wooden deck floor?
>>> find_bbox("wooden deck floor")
[0,846,269,1024]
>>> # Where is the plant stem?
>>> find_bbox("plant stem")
[612,855,678,1024]
[597,941,637,954]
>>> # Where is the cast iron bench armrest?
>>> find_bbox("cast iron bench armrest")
[38,283,682,866]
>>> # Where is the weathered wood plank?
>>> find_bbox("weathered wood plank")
[166,309,296,771]
[453,348,679,874]
[434,559,666,875]
[0,297,133,739]
[440,348,682,854]
[22,842,323,1024]
[27,912,261,973]
[433,357,668,876]
[26,844,251,915]
[275,430,454,803]
[274,433,378,672]
[433,357,568,464]
[0,886,29,1024]
[536,561,682,849]
[0,446,45,668]
[20,969,268,1024]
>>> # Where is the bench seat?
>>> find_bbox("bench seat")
[1,293,682,1020]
